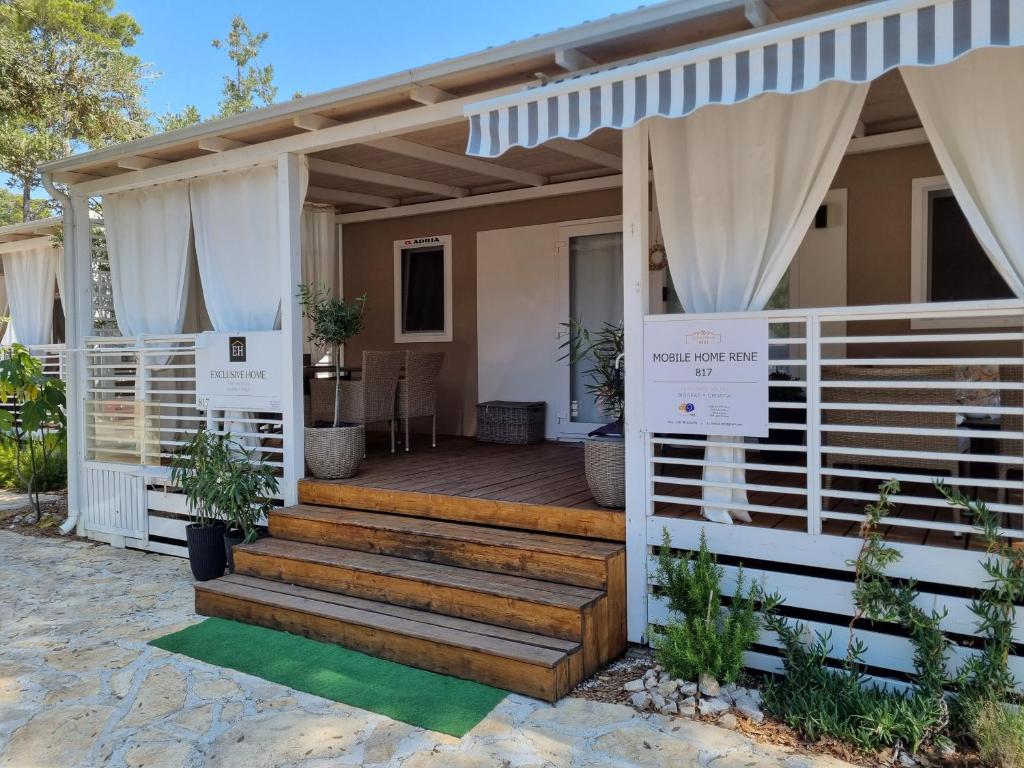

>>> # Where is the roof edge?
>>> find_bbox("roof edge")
[40,0,741,174]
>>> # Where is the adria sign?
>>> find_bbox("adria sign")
[402,236,443,247]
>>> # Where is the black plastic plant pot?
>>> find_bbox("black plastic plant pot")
[223,528,245,574]
[185,522,227,581]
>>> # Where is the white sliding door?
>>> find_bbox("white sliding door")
[557,218,623,438]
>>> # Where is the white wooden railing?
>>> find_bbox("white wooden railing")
[636,299,1024,683]
[82,334,286,469]
[643,299,1024,540]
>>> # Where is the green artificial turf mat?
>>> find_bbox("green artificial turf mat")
[150,617,506,737]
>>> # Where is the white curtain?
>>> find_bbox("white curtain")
[0,275,11,345]
[2,244,58,347]
[190,160,309,443]
[300,205,338,359]
[901,48,1024,298]
[190,161,309,332]
[104,180,193,339]
[650,81,869,524]
[52,247,64,315]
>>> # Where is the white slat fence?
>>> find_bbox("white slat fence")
[637,299,1024,687]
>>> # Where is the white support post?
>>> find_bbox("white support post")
[278,153,306,506]
[68,193,94,536]
[805,313,823,535]
[622,124,651,644]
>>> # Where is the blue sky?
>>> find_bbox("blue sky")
[10,0,646,198]
[118,0,646,122]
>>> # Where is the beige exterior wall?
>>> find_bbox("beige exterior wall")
[342,189,621,437]
[342,143,946,437]
[832,143,943,310]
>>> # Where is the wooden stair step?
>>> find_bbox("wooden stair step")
[195,574,585,701]
[270,505,624,589]
[298,478,626,542]
[234,537,603,643]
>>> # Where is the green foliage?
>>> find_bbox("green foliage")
[936,484,1024,722]
[0,0,149,214]
[848,481,950,709]
[0,344,67,521]
[650,528,760,683]
[0,432,66,491]
[972,701,1024,768]
[157,104,202,134]
[559,319,624,423]
[212,15,277,118]
[761,618,944,754]
[169,428,278,542]
[297,284,367,428]
[762,481,949,755]
[0,188,53,226]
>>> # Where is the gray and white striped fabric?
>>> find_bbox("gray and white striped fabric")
[466,0,1023,158]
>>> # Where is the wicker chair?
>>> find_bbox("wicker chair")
[396,351,444,452]
[309,351,404,453]
[998,365,1023,505]
[821,365,967,495]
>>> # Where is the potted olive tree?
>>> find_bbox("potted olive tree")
[562,320,625,508]
[298,283,367,479]
[171,428,278,580]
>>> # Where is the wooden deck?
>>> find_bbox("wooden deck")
[345,436,604,509]
[299,437,625,542]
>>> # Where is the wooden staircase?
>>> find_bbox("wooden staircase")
[194,480,627,702]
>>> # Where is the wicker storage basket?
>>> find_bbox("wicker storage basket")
[476,401,545,444]
[305,425,365,479]
[585,436,625,508]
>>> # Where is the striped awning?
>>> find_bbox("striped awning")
[465,0,1023,157]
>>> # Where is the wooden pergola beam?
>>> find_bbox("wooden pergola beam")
[546,138,622,171]
[744,0,778,27]
[555,48,597,71]
[117,156,168,171]
[368,137,547,187]
[293,114,341,132]
[307,185,398,208]
[410,84,454,105]
[197,136,248,153]
[307,157,467,198]
[52,171,101,185]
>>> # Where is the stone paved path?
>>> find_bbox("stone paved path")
[0,531,854,768]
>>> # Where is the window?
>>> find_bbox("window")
[911,176,1012,315]
[393,235,452,343]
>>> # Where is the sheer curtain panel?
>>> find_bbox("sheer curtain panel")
[649,81,869,524]
[2,244,58,346]
[191,161,309,332]
[104,180,193,338]
[300,205,338,359]
[902,48,1024,298]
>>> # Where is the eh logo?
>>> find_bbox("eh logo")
[229,336,247,363]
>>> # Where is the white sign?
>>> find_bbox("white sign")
[643,317,769,437]
[194,331,283,412]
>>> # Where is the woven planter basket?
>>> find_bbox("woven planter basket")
[305,425,364,480]
[584,436,625,508]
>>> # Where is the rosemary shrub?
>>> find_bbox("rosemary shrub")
[762,481,950,755]
[936,483,1024,732]
[651,528,759,683]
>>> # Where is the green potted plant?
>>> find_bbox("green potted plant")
[561,320,625,507]
[298,283,367,479]
[170,428,278,580]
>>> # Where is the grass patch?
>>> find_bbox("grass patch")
[150,618,507,737]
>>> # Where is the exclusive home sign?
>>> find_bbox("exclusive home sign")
[643,317,770,437]
[195,331,283,412]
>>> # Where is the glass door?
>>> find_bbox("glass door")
[557,219,623,438]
